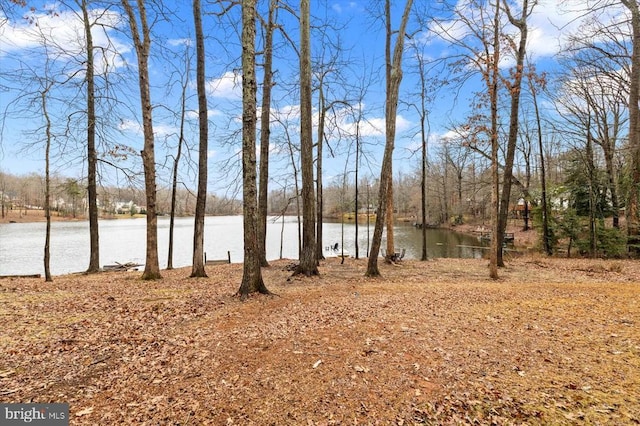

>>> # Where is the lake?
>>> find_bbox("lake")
[0,216,487,276]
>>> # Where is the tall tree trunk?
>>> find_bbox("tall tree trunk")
[489,1,500,280]
[191,0,208,278]
[366,0,413,277]
[42,87,53,282]
[122,0,161,280]
[383,0,395,262]
[385,177,395,259]
[316,85,326,262]
[496,0,531,267]
[258,0,276,267]
[418,51,429,261]
[82,0,100,274]
[603,142,620,229]
[531,78,551,255]
[586,120,597,257]
[168,48,190,270]
[237,0,270,298]
[284,133,302,256]
[354,126,360,259]
[294,0,319,276]
[442,158,449,224]
[622,0,640,255]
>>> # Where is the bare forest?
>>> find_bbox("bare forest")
[0,0,639,423]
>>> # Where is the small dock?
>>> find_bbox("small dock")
[413,223,439,229]
[205,251,231,265]
[476,231,514,243]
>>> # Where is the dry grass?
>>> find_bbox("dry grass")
[1,256,639,425]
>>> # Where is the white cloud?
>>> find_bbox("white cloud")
[440,129,462,141]
[331,2,360,16]
[511,1,630,59]
[153,123,178,138]
[0,6,127,74]
[118,118,140,134]
[168,38,192,47]
[118,119,178,140]
[206,71,241,99]
[186,109,224,120]
[259,102,412,146]
[526,0,584,58]
[427,0,628,65]
[330,103,411,138]
[261,104,301,123]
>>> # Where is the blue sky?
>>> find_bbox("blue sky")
[0,0,623,196]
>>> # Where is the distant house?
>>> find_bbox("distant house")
[114,200,135,214]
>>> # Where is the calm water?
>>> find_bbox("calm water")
[0,216,486,276]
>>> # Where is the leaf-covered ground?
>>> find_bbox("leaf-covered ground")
[1,256,639,425]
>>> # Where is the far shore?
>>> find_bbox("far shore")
[0,208,148,224]
[2,208,540,251]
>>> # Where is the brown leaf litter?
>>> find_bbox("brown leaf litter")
[0,256,638,424]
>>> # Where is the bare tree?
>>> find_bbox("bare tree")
[622,0,640,254]
[406,40,437,261]
[554,49,626,256]
[272,107,302,255]
[348,71,377,260]
[257,0,277,268]
[488,1,501,279]
[167,46,192,270]
[237,0,270,298]
[429,0,533,277]
[190,0,208,278]
[495,0,535,267]
[527,66,552,255]
[294,0,319,276]
[366,0,413,277]
[310,16,353,263]
[384,0,396,262]
[78,0,100,274]
[42,80,54,282]
[121,0,161,280]
[565,18,630,231]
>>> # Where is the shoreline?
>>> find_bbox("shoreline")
[1,209,540,251]
[0,209,150,224]
[0,209,86,224]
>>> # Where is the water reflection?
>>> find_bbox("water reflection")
[321,220,488,260]
[0,216,487,276]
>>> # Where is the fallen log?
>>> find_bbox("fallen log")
[102,262,142,272]
[0,274,41,279]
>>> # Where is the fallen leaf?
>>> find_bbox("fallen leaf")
[75,407,94,417]
[0,370,15,378]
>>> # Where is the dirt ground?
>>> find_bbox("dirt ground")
[1,256,638,425]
